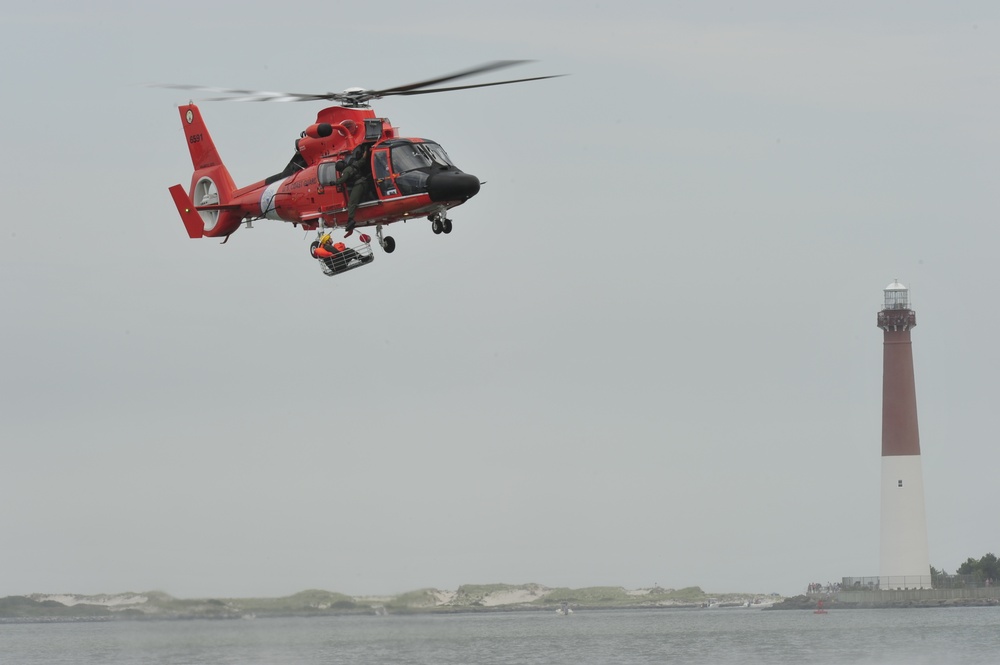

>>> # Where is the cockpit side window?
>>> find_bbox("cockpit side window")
[390,141,456,173]
[391,144,432,174]
[422,142,455,167]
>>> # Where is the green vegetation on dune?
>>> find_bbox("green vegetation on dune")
[540,587,633,604]
[225,590,359,614]
[456,583,521,597]
[534,586,713,606]
[387,589,442,609]
[659,586,708,602]
[452,583,547,606]
[0,596,111,618]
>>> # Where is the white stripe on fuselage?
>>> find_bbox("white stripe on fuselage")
[260,178,286,220]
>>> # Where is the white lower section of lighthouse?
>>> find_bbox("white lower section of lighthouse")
[879,454,931,589]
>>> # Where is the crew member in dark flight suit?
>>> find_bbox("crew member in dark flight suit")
[335,144,373,237]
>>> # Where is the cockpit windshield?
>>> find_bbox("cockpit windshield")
[390,141,455,174]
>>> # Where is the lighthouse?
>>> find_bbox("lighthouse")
[877,280,931,589]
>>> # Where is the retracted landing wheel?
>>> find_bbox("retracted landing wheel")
[443,219,453,234]
[432,219,443,234]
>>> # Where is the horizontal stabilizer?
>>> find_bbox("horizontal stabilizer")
[169,185,205,239]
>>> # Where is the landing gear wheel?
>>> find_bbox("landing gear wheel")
[432,219,443,234]
[443,219,453,234]
[309,240,320,257]
[382,236,396,253]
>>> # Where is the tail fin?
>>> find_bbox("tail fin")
[179,103,229,172]
[172,104,240,238]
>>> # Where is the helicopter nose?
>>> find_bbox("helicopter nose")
[426,171,481,202]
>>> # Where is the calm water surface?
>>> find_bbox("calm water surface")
[2,607,998,664]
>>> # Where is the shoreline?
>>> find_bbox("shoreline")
[8,585,998,622]
[3,600,999,625]
[1,585,775,621]
[770,593,1000,610]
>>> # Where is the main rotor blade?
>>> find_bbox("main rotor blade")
[371,60,532,96]
[149,62,563,104]
[378,74,565,98]
[151,83,341,102]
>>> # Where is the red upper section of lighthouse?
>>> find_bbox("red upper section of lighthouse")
[879,281,921,457]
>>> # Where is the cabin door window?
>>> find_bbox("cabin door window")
[373,149,399,197]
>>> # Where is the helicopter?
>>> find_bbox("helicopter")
[164,61,561,274]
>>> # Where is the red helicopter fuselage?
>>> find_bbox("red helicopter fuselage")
[168,103,481,240]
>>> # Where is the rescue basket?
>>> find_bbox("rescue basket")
[315,241,375,276]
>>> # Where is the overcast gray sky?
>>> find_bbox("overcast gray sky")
[2,1,998,600]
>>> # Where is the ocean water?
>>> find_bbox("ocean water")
[2,607,998,665]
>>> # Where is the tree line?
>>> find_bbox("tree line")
[931,552,998,585]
